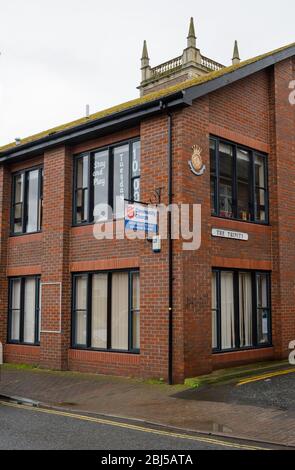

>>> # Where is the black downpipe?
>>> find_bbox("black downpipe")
[167,113,173,385]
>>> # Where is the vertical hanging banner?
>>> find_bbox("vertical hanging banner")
[125,203,158,234]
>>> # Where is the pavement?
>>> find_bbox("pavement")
[0,362,295,449]
[0,400,271,450]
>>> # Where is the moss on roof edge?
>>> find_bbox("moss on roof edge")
[1,41,294,153]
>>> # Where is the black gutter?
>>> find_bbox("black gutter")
[0,91,189,163]
[167,112,173,385]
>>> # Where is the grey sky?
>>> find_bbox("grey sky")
[0,0,294,145]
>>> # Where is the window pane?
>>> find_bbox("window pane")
[220,272,235,350]
[210,139,216,215]
[26,170,39,233]
[76,156,89,223]
[237,149,251,221]
[14,174,24,204]
[132,178,140,202]
[255,155,267,222]
[93,150,109,219]
[219,143,233,219]
[132,273,140,310]
[23,278,36,344]
[239,273,253,348]
[13,174,24,233]
[132,141,141,178]
[91,274,108,349]
[212,272,218,349]
[255,188,266,223]
[10,279,21,341]
[113,145,129,218]
[257,274,270,344]
[111,272,129,350]
[75,276,87,345]
[132,273,140,350]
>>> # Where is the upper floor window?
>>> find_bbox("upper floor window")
[73,139,140,225]
[8,276,41,345]
[11,167,43,235]
[210,137,268,224]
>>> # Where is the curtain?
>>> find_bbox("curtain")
[23,278,36,344]
[239,273,253,347]
[132,273,140,350]
[11,279,21,341]
[92,274,108,349]
[75,276,87,345]
[111,272,129,350]
[221,272,235,350]
[211,273,217,349]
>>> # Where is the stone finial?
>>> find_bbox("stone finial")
[141,40,151,85]
[141,40,149,65]
[187,17,196,48]
[232,40,240,65]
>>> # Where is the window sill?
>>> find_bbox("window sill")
[213,344,273,355]
[10,231,42,238]
[71,346,140,355]
[7,342,40,347]
[211,215,270,227]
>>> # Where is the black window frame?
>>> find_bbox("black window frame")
[212,268,272,353]
[11,165,43,236]
[210,136,269,225]
[73,138,140,226]
[8,275,41,346]
[72,269,140,354]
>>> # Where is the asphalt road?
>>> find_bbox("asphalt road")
[176,370,295,412]
[0,400,269,451]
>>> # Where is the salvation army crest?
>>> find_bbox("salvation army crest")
[189,145,206,176]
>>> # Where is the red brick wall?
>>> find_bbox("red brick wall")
[0,165,10,349]
[269,58,295,358]
[2,59,295,382]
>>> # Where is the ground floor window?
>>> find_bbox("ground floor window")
[212,269,271,352]
[72,270,140,352]
[8,276,41,345]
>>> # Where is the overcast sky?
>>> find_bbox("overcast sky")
[0,0,294,145]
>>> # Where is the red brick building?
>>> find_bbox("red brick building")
[1,20,295,383]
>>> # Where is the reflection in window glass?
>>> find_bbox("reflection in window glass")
[237,150,250,221]
[13,174,24,233]
[256,273,270,344]
[76,156,89,224]
[255,155,267,223]
[210,140,216,215]
[210,137,268,224]
[219,143,233,219]
[26,170,39,233]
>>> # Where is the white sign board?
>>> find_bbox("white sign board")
[212,228,249,241]
[125,203,158,234]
